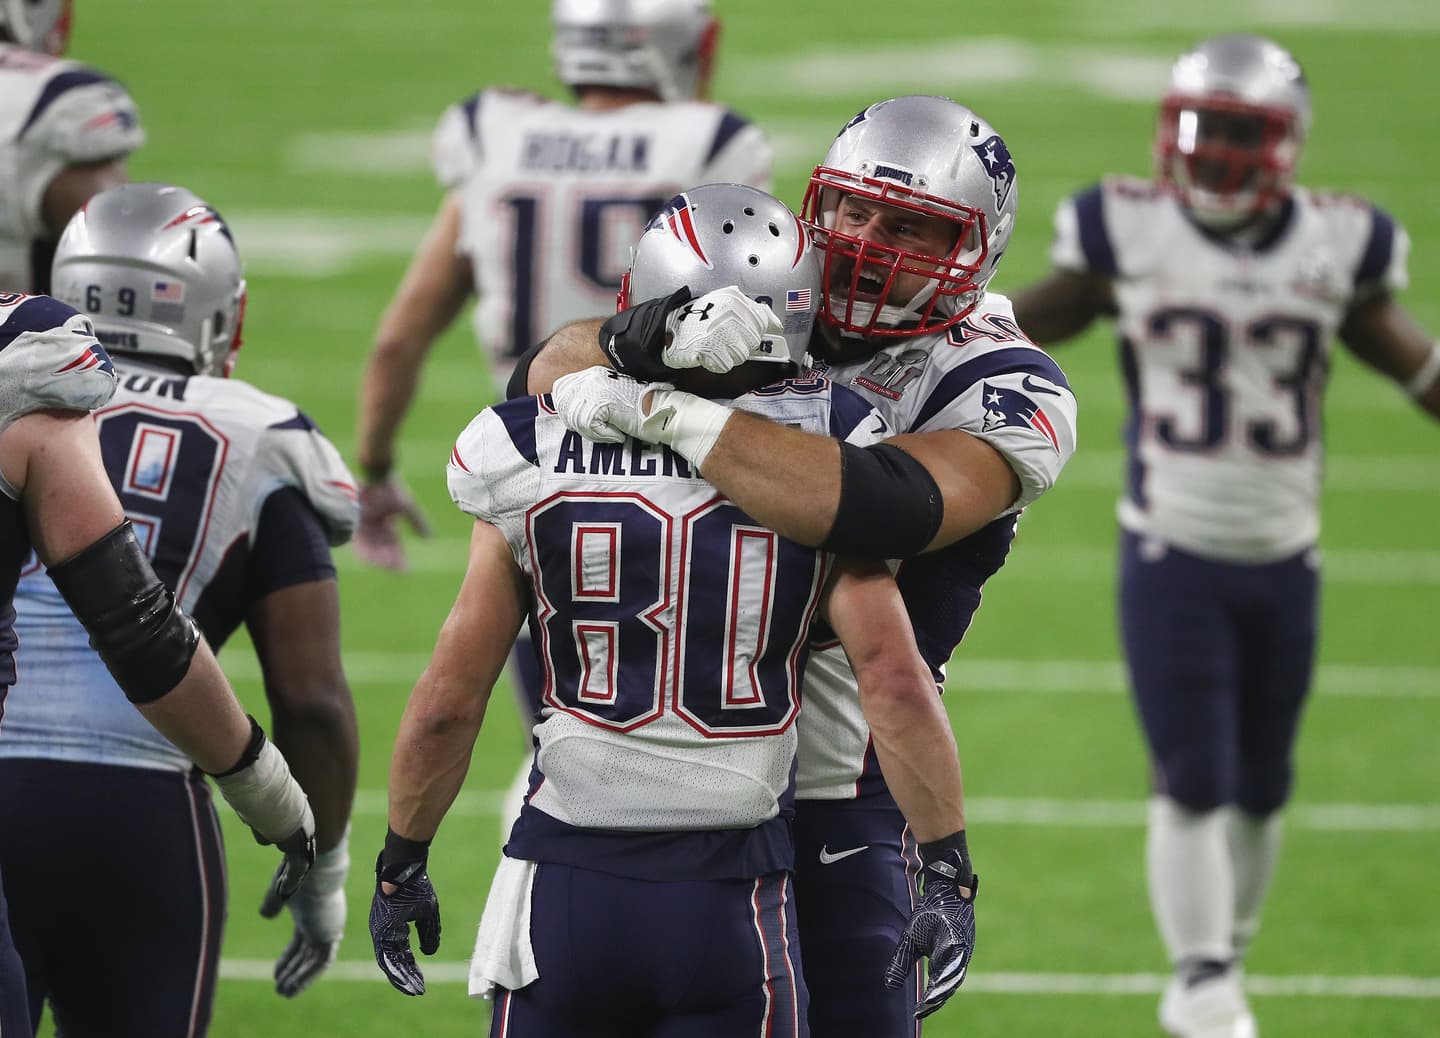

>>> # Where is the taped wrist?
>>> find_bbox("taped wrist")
[209,728,310,843]
[637,388,733,471]
[46,521,200,703]
[600,286,692,382]
[920,831,976,892]
[824,443,943,559]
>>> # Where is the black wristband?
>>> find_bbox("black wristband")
[381,826,432,870]
[599,285,692,382]
[206,715,266,777]
[919,830,974,885]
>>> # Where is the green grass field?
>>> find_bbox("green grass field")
[45,2,1440,1035]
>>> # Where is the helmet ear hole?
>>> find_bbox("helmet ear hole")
[212,310,226,337]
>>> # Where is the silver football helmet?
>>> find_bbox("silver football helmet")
[51,183,246,378]
[622,183,820,371]
[0,0,71,54]
[1155,34,1311,229]
[800,95,1018,339]
[551,0,717,102]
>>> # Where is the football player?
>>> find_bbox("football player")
[0,0,144,293]
[368,185,974,1037]
[0,183,359,1035]
[527,95,1078,1032]
[1009,34,1440,1038]
[354,0,771,571]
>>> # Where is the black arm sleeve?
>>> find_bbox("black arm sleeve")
[505,338,547,400]
[822,443,944,560]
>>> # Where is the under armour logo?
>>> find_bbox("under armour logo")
[677,302,715,322]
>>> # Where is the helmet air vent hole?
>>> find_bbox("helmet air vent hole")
[188,230,198,260]
[768,222,779,236]
[747,255,759,266]
[743,207,755,216]
[722,220,734,233]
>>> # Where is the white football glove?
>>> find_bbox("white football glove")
[551,367,733,470]
[264,830,349,997]
[662,285,784,374]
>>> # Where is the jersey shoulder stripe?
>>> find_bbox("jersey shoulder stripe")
[1073,183,1119,277]
[460,90,484,149]
[705,108,752,164]
[267,409,319,433]
[495,395,541,466]
[18,67,110,137]
[0,295,84,350]
[914,344,1071,429]
[1356,204,1397,288]
[828,381,883,439]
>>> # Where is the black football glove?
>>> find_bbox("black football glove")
[599,285,692,381]
[369,830,441,996]
[885,832,977,1020]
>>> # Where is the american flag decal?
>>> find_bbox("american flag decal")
[785,288,812,311]
[151,280,185,303]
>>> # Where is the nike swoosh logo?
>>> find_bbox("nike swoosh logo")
[1021,374,1061,396]
[819,844,869,865]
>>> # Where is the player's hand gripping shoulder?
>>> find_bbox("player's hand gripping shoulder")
[601,285,782,381]
[370,829,442,996]
[551,368,733,470]
[263,828,350,997]
[886,833,978,1020]
[355,471,433,572]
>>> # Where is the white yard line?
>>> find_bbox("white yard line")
[214,958,1440,997]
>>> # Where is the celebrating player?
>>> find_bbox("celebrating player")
[368,185,974,1036]
[0,0,143,293]
[0,183,360,1035]
[354,0,771,570]
[1009,34,1440,1038]
[526,95,1077,1032]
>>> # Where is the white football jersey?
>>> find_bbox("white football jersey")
[798,293,1080,799]
[0,360,359,771]
[449,380,886,835]
[0,45,144,292]
[434,89,772,378]
[1050,177,1408,563]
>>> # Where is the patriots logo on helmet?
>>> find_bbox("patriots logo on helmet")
[649,193,713,269]
[980,380,1058,451]
[971,135,1016,210]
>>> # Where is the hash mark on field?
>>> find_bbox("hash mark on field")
[215,959,1440,997]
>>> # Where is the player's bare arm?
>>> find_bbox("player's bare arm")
[515,315,607,397]
[356,192,472,479]
[1338,293,1440,418]
[824,557,966,850]
[248,578,358,851]
[1009,266,1116,347]
[386,519,527,844]
[41,157,129,235]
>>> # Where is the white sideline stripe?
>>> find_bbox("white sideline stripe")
[339,790,1440,833]
[213,959,1440,997]
[218,650,1440,700]
[332,538,1440,586]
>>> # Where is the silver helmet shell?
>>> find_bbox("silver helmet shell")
[51,183,246,378]
[800,95,1018,339]
[0,0,71,54]
[551,0,717,102]
[1155,34,1310,229]
[622,183,821,371]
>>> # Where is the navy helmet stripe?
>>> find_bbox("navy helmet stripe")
[19,68,112,137]
[912,346,1071,430]
[1073,185,1119,278]
[498,396,541,466]
[461,91,484,151]
[705,110,750,166]
[1355,205,1397,288]
[0,296,82,351]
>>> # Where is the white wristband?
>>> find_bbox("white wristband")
[637,388,734,471]
[212,737,311,843]
[1404,342,1440,398]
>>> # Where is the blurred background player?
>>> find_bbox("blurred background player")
[1010,34,1440,1038]
[368,184,974,1034]
[0,0,143,293]
[354,0,771,569]
[0,183,359,1036]
[541,95,1077,1032]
